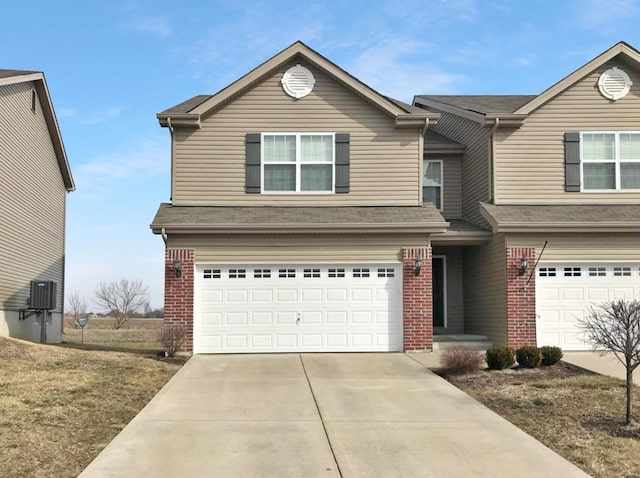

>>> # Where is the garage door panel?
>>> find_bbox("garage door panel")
[537,262,640,351]
[194,263,402,353]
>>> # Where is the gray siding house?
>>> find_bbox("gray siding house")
[0,69,75,343]
[152,40,640,354]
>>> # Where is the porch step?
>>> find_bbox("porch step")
[433,334,492,351]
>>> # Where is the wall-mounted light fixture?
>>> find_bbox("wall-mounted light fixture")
[173,259,183,278]
[518,256,528,276]
[414,257,423,276]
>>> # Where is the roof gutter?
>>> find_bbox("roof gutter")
[157,113,200,128]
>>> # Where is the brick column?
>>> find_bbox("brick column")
[165,249,194,352]
[402,247,432,351]
[506,247,536,348]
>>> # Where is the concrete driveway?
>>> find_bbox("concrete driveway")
[563,351,638,381]
[80,353,589,478]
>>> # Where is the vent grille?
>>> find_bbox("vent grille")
[281,64,316,99]
[598,67,632,101]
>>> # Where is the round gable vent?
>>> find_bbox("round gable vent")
[598,67,632,101]
[281,64,315,99]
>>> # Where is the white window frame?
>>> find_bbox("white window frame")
[580,131,640,192]
[261,132,335,194]
[423,159,443,210]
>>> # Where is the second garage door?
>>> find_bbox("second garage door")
[536,263,640,350]
[193,264,403,353]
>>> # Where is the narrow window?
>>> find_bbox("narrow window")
[423,160,443,209]
[377,268,395,278]
[353,268,370,278]
[328,268,345,278]
[253,269,271,278]
[588,267,606,277]
[614,266,631,277]
[563,267,581,277]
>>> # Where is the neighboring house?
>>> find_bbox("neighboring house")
[152,40,640,354]
[414,41,640,351]
[0,69,75,343]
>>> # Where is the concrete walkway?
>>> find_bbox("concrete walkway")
[80,353,590,478]
[563,351,638,381]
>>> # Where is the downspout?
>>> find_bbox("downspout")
[420,118,430,203]
[161,227,168,246]
[167,117,174,203]
[488,117,500,202]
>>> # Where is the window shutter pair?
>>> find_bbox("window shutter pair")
[564,132,580,192]
[245,133,350,193]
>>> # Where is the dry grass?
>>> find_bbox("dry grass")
[446,363,640,478]
[0,337,184,478]
[62,316,163,352]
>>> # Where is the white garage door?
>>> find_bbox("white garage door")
[193,264,403,353]
[536,263,640,350]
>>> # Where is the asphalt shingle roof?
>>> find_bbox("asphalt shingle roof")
[0,69,39,79]
[482,203,640,229]
[159,95,212,115]
[415,95,536,115]
[151,204,447,232]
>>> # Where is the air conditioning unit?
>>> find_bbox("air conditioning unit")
[29,281,57,310]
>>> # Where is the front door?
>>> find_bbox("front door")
[432,257,445,328]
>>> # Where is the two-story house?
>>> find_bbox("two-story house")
[152,41,640,354]
[414,41,640,351]
[0,69,75,343]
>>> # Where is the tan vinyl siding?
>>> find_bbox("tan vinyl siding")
[495,57,640,204]
[463,235,506,343]
[433,246,464,334]
[172,62,422,206]
[0,81,66,341]
[168,233,429,263]
[507,233,640,262]
[441,157,462,219]
[429,110,490,225]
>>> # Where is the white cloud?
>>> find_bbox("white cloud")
[348,39,467,101]
[80,107,123,125]
[577,0,640,30]
[74,137,168,189]
[56,108,76,119]
[125,16,172,38]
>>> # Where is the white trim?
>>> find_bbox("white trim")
[423,159,444,210]
[432,255,447,329]
[580,131,640,192]
[260,132,335,194]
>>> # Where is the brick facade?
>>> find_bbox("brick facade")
[506,247,536,348]
[164,249,195,351]
[402,247,433,351]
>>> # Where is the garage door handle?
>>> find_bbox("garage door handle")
[296,313,301,325]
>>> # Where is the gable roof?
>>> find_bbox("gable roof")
[158,41,438,129]
[514,41,640,115]
[0,70,75,191]
[414,41,640,126]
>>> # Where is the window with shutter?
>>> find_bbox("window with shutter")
[244,133,349,194]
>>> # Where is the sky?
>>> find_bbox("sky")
[2,0,640,309]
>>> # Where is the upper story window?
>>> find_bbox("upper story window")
[262,133,334,193]
[423,160,443,209]
[581,132,640,190]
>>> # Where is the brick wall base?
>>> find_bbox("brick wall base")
[506,247,536,348]
[403,247,432,351]
[164,249,194,352]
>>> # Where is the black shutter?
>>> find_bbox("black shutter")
[564,132,580,192]
[245,133,261,193]
[335,133,350,193]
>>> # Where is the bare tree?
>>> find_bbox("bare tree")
[94,279,150,329]
[66,289,88,328]
[579,299,640,425]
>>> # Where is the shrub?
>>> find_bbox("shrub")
[440,347,483,375]
[516,346,542,368]
[159,323,188,357]
[539,345,563,366]
[485,345,515,370]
